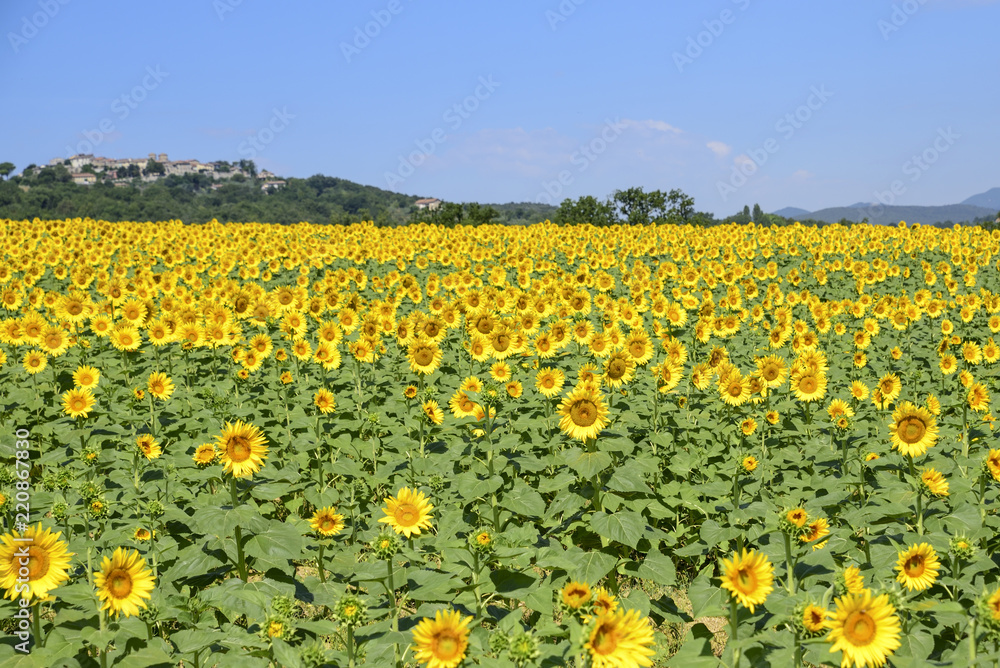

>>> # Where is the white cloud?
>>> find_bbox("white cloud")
[707,141,731,158]
[622,119,683,134]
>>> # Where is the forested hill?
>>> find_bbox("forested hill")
[0,170,555,226]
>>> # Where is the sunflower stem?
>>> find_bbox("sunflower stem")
[783,531,797,595]
[729,597,741,668]
[386,557,400,668]
[31,601,42,649]
[230,477,248,581]
[347,624,356,668]
[969,617,977,665]
[909,456,924,536]
[318,542,326,583]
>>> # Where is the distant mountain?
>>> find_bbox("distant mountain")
[962,187,1000,211]
[806,204,995,226]
[845,202,875,209]
[772,207,811,218]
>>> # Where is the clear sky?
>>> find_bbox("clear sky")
[2,0,998,217]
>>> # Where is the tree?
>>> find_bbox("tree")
[665,188,695,222]
[238,159,258,179]
[752,203,764,223]
[611,187,667,225]
[465,202,499,225]
[556,196,614,226]
[144,159,165,176]
[0,162,14,180]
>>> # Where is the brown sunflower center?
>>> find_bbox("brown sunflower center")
[735,567,757,594]
[799,376,818,394]
[26,545,50,580]
[433,632,462,660]
[591,621,619,654]
[897,416,926,444]
[413,347,435,367]
[903,555,925,578]
[394,503,418,527]
[570,399,599,427]
[108,569,133,599]
[844,610,876,645]
[763,365,778,381]
[629,341,645,358]
[229,436,252,462]
[492,334,510,351]
[608,359,627,380]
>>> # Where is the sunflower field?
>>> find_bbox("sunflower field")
[1,218,1000,668]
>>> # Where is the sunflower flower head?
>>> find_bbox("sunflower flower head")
[719,548,774,613]
[93,547,156,618]
[334,594,368,627]
[0,523,75,602]
[584,608,656,668]
[370,529,400,560]
[215,420,269,478]
[378,487,434,539]
[411,608,473,668]
[826,590,901,668]
[949,535,976,562]
[895,543,940,592]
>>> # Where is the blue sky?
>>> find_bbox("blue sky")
[2,0,998,217]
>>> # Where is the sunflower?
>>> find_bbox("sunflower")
[719,548,774,613]
[0,523,75,601]
[561,581,592,611]
[314,388,336,414]
[558,387,609,441]
[109,324,142,352]
[800,518,830,543]
[535,368,566,398]
[741,455,758,472]
[408,337,443,376]
[826,591,901,668]
[895,543,940,592]
[802,604,830,634]
[591,587,618,617]
[585,608,656,668]
[133,527,153,541]
[73,365,100,389]
[94,547,155,618]
[920,468,949,497]
[840,566,866,595]
[623,330,654,366]
[603,351,636,389]
[448,390,478,419]
[62,388,96,418]
[23,350,47,375]
[888,402,938,458]
[423,399,445,426]
[756,355,788,388]
[192,443,217,466]
[791,369,827,403]
[968,382,990,412]
[136,434,162,460]
[876,373,902,404]
[719,369,751,406]
[215,420,269,478]
[147,372,175,400]
[986,449,1000,482]
[309,507,346,537]
[411,608,473,668]
[378,487,434,538]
